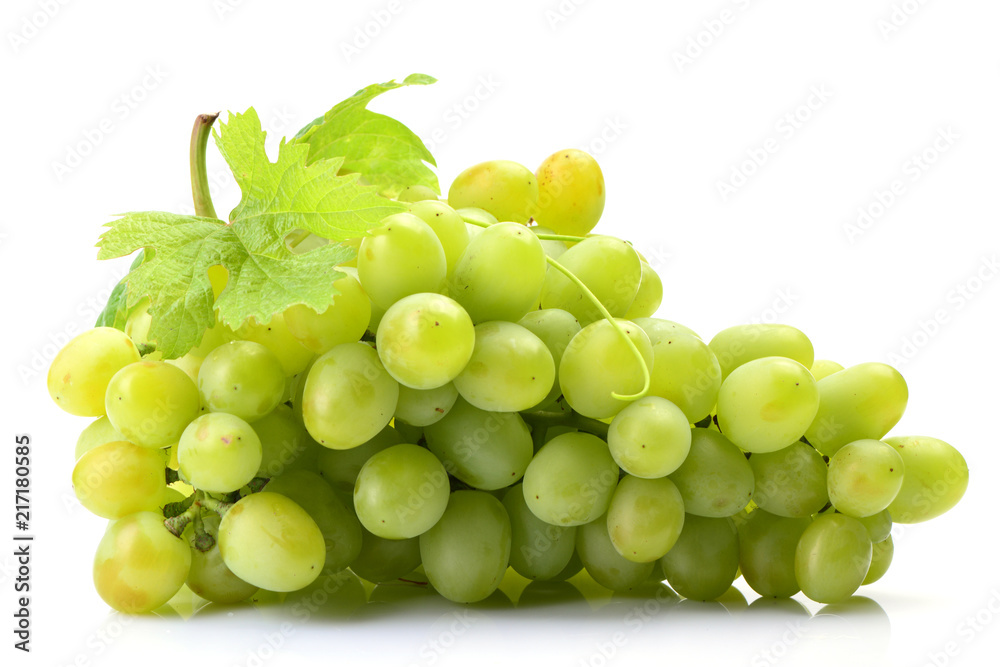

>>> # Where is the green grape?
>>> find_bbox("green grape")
[447,159,539,223]
[858,509,893,543]
[576,514,654,592]
[368,297,387,333]
[660,515,739,601]
[533,149,605,236]
[643,330,720,424]
[748,441,829,518]
[453,321,555,412]
[448,222,547,323]
[394,382,459,427]
[284,274,371,354]
[607,396,692,478]
[189,319,233,358]
[531,225,568,261]
[522,432,619,526]
[885,436,968,523]
[795,513,872,603]
[218,492,326,592]
[233,313,314,376]
[709,324,815,381]
[517,308,581,406]
[164,352,204,384]
[540,236,641,325]
[607,475,685,563]
[863,536,894,585]
[354,444,450,539]
[633,317,701,340]
[186,514,258,604]
[810,359,844,381]
[408,199,471,274]
[669,428,754,518]
[178,413,262,493]
[559,318,653,419]
[737,509,811,598]
[93,511,192,613]
[827,439,905,518]
[302,342,399,449]
[717,357,820,453]
[265,470,363,573]
[624,262,663,319]
[424,397,533,490]
[456,206,499,228]
[281,569,368,619]
[105,360,201,448]
[419,490,512,603]
[123,298,162,360]
[251,404,312,478]
[49,327,141,417]
[502,484,577,580]
[350,527,421,583]
[375,292,475,390]
[357,213,447,310]
[72,441,166,519]
[397,184,439,203]
[197,341,285,423]
[804,363,908,456]
[316,425,403,494]
[75,416,125,460]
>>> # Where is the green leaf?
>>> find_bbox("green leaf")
[98,108,404,358]
[94,251,145,329]
[294,73,439,198]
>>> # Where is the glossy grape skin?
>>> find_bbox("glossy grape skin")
[669,428,754,518]
[284,274,371,354]
[72,441,166,519]
[607,396,692,478]
[660,515,740,601]
[522,432,619,527]
[48,327,141,417]
[197,341,286,423]
[178,413,262,493]
[93,511,192,613]
[350,527,421,584]
[407,199,471,274]
[643,329,721,424]
[748,441,829,518]
[532,149,606,236]
[624,262,663,319]
[885,436,968,523]
[250,404,313,478]
[396,184,439,203]
[540,236,641,326]
[810,359,844,381]
[795,513,872,604]
[576,513,654,592]
[606,475,686,563]
[827,439,905,518]
[737,509,811,598]
[447,159,539,224]
[358,213,447,310]
[105,360,201,448]
[233,313,314,376]
[633,317,701,341]
[708,324,815,382]
[353,444,450,539]
[517,308,581,405]
[863,536,894,585]
[185,514,258,604]
[502,484,577,580]
[316,425,403,494]
[394,382,459,427]
[75,416,126,460]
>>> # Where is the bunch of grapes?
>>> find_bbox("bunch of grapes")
[49,148,967,614]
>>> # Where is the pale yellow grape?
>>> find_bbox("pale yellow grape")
[188,320,232,357]
[178,413,262,493]
[408,199,471,274]
[72,441,166,519]
[522,432,619,526]
[447,159,539,224]
[233,313,314,376]
[795,513,872,604]
[198,341,286,423]
[540,235,641,325]
[531,225,568,261]
[354,444,450,539]
[397,184,439,203]
[456,207,499,228]
[709,324,815,381]
[624,262,663,319]
[885,436,968,523]
[607,396,692,478]
[517,308,581,406]
[644,330,721,424]
[105,360,201,448]
[827,439,905,518]
[533,149,606,236]
[358,213,447,310]
[48,327,141,417]
[576,513,654,592]
[669,428,754,518]
[502,484,577,580]
[394,382,459,427]
[75,416,125,460]
[164,352,204,384]
[810,359,844,381]
[285,274,371,354]
[607,475,685,563]
[634,317,701,340]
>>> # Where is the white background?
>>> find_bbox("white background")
[2,1,998,666]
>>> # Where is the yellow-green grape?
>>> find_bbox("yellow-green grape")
[397,184,439,203]
[885,436,969,523]
[251,404,312,478]
[316,425,403,495]
[449,222,547,323]
[394,382,459,427]
[75,416,125,460]
[795,513,872,604]
[607,475,685,563]
[197,341,285,423]
[285,276,371,355]
[532,149,606,236]
[447,159,539,224]
[189,320,232,358]
[540,236,642,325]
[748,441,829,518]
[218,492,326,592]
[208,264,228,299]
[669,428,754,518]
[608,396,692,478]
[48,327,141,416]
[858,509,893,543]
[827,439,905,518]
[716,357,820,454]
[576,513,654,592]
[265,470,363,573]
[358,213,447,310]
[522,432,619,527]
[232,313,314,376]
[531,225,568,261]
[105,361,201,448]
[661,515,740,601]
[375,292,475,390]
[863,536,894,585]
[164,352,204,384]
[709,324,815,382]
[419,490,512,603]
[178,413,262,493]
[424,397,533,490]
[124,298,163,360]
[559,318,653,420]
[302,343,399,449]
[810,359,844,381]
[456,207,499,228]
[354,444,450,539]
[350,527,421,583]
[453,321,555,412]
[72,441,166,519]
[502,484,577,580]
[624,262,663,319]
[408,200,471,274]
[737,509,811,598]
[804,363,908,456]
[517,308,582,407]
[186,514,258,604]
[643,329,721,424]
[93,511,192,613]
[633,317,701,340]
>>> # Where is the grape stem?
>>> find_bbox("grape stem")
[459,216,587,244]
[521,410,610,440]
[190,112,220,219]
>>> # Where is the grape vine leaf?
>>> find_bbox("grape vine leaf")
[94,251,145,329]
[293,73,438,198]
[97,108,404,359]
